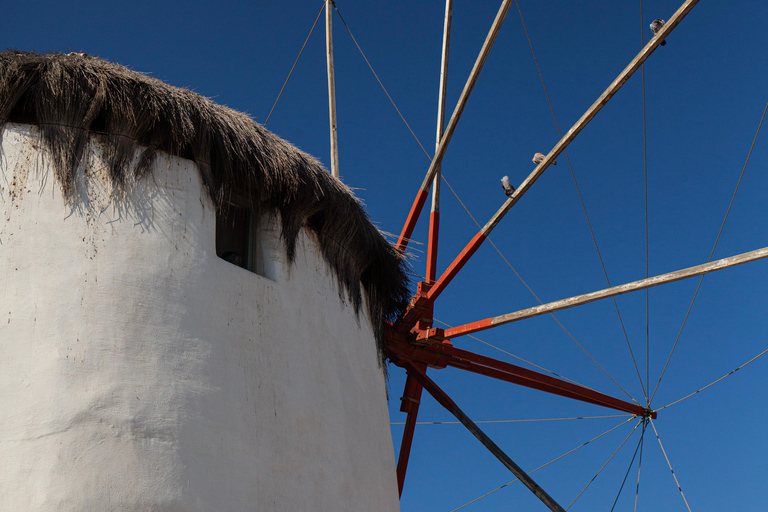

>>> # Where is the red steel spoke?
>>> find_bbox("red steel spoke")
[396,366,426,495]
[388,338,652,418]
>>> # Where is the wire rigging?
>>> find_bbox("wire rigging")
[656,346,768,411]
[433,317,587,387]
[650,99,768,403]
[264,3,326,126]
[633,419,646,512]
[609,419,647,512]
[391,414,631,426]
[332,3,433,160]
[328,0,638,405]
[514,0,647,402]
[650,418,693,512]
[327,3,764,510]
[449,416,637,511]
[436,93,766,512]
[439,174,640,405]
[640,0,651,405]
[565,419,643,510]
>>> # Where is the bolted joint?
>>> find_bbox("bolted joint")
[416,281,433,296]
[399,394,421,413]
[413,327,447,345]
[395,282,436,333]
[414,282,435,331]
[405,282,432,311]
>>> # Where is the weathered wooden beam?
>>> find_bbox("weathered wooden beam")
[444,246,768,339]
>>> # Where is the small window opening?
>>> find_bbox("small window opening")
[216,202,259,273]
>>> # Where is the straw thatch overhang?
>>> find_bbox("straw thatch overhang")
[0,50,410,367]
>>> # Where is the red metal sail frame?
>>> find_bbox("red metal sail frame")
[387,0,701,501]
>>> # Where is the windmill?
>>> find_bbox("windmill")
[1,0,766,510]
[306,0,766,509]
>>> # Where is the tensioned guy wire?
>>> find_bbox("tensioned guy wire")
[332,3,432,160]
[650,418,693,512]
[651,99,768,403]
[449,416,637,511]
[640,0,651,405]
[514,0,646,402]
[565,419,643,510]
[328,2,640,405]
[439,174,640,405]
[656,346,768,411]
[391,414,631,425]
[264,2,326,126]
[609,419,647,511]
[633,419,646,512]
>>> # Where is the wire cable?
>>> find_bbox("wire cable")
[448,416,637,511]
[650,99,768,403]
[326,0,639,405]
[440,174,640,405]
[513,0,646,401]
[433,317,586,386]
[640,0,651,405]
[633,419,646,512]
[391,414,631,426]
[565,419,643,510]
[656,346,768,411]
[650,418,693,512]
[608,420,646,512]
[329,0,640,405]
[264,2,326,126]
[332,3,433,160]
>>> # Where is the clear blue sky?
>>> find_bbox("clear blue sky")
[3,1,767,510]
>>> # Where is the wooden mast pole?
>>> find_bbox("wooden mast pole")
[426,0,453,286]
[326,0,340,178]
[396,0,514,252]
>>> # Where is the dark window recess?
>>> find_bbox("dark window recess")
[216,203,256,271]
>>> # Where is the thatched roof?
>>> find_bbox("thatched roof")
[0,50,410,366]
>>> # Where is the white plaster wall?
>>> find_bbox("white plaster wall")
[0,124,400,512]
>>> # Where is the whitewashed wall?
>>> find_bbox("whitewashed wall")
[0,123,400,512]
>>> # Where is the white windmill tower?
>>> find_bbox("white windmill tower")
[0,51,409,511]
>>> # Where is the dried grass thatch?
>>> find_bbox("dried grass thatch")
[0,50,410,366]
